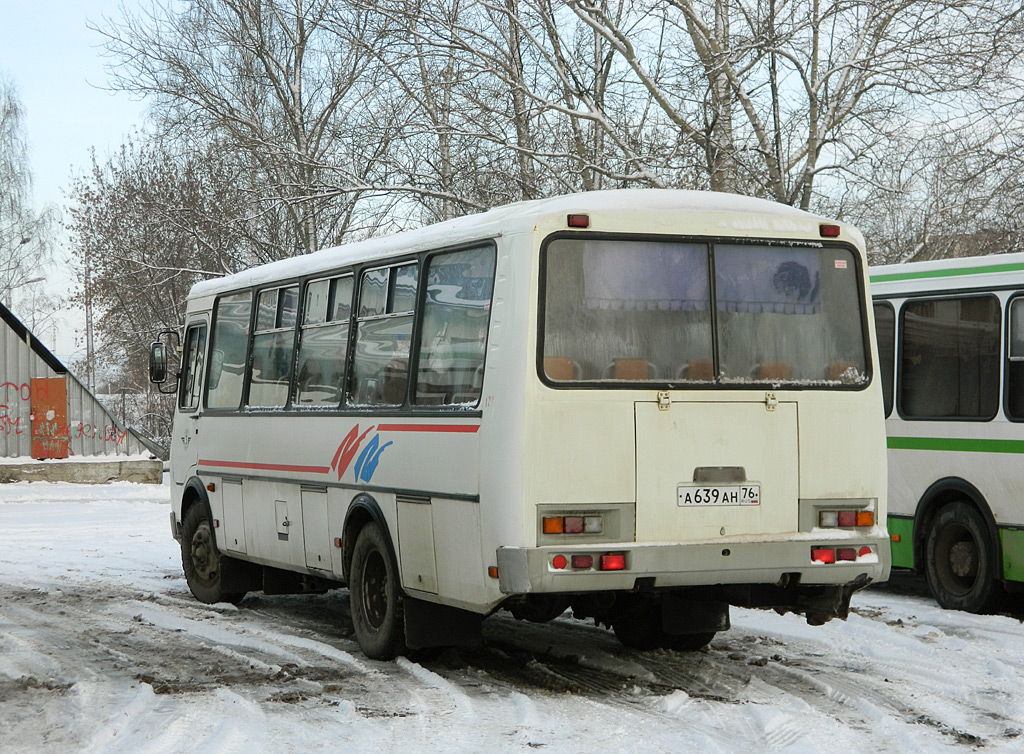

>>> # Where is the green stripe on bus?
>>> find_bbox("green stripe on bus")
[1002,528,1024,584]
[887,517,914,569]
[887,436,1024,454]
[870,260,1024,284]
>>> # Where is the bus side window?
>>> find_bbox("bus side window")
[295,276,353,407]
[206,292,253,410]
[1006,297,1024,420]
[873,302,895,417]
[179,324,207,412]
[899,296,999,419]
[349,263,418,406]
[415,246,495,406]
[250,285,299,408]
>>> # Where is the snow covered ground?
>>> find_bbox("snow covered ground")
[2,479,1023,754]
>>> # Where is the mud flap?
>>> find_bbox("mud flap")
[662,593,731,635]
[404,598,483,650]
[797,574,871,625]
[220,555,262,594]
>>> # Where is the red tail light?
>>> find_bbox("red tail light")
[600,554,626,571]
[811,548,837,564]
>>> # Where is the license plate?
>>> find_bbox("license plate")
[677,484,760,506]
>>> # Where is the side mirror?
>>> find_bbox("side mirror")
[149,329,181,395]
[149,341,168,383]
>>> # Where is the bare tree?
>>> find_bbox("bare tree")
[65,136,267,390]
[544,0,1024,207]
[95,0,385,257]
[0,77,54,309]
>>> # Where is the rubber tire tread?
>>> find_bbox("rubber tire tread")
[350,522,407,660]
[181,504,246,605]
[924,501,1001,613]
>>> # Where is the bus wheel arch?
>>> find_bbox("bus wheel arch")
[341,495,396,582]
[914,479,1002,612]
[179,478,210,537]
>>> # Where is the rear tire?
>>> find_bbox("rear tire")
[181,504,246,605]
[350,522,407,660]
[924,501,1001,613]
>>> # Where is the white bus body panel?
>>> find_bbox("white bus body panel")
[170,190,889,617]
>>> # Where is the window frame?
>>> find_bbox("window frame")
[178,322,207,413]
[1004,293,1024,422]
[872,301,896,418]
[247,283,301,409]
[895,293,1001,422]
[194,240,496,417]
[204,290,254,413]
[293,273,355,409]
[536,231,872,391]
[347,259,421,408]
[411,244,497,408]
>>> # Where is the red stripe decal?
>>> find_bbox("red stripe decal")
[200,459,331,474]
[376,424,480,433]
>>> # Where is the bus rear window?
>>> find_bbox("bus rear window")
[542,237,867,387]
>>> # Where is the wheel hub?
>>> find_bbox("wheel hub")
[191,525,217,581]
[362,552,388,628]
[948,540,975,579]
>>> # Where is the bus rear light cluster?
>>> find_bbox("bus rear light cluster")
[819,509,874,528]
[811,545,875,564]
[543,515,603,535]
[550,552,625,571]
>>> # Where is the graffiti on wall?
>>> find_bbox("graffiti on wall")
[0,378,129,450]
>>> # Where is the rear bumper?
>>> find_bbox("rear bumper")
[496,533,891,595]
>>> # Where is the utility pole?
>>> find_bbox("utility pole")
[84,244,95,393]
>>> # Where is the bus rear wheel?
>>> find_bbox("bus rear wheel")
[924,501,1000,613]
[350,522,407,660]
[181,504,246,605]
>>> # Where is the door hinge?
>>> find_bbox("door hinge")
[765,392,778,411]
[658,391,671,411]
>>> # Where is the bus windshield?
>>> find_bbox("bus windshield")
[542,237,868,386]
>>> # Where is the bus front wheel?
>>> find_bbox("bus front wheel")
[181,504,246,605]
[924,501,1000,613]
[350,522,407,660]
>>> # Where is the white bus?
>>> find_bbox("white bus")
[151,189,890,660]
[872,253,1024,612]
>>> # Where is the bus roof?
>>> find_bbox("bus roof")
[870,251,1024,297]
[190,188,850,300]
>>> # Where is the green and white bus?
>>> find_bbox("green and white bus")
[872,252,1024,611]
[152,189,890,659]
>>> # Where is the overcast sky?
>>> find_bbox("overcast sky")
[1,0,147,353]
[0,0,146,209]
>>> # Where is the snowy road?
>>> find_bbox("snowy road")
[2,481,1023,753]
